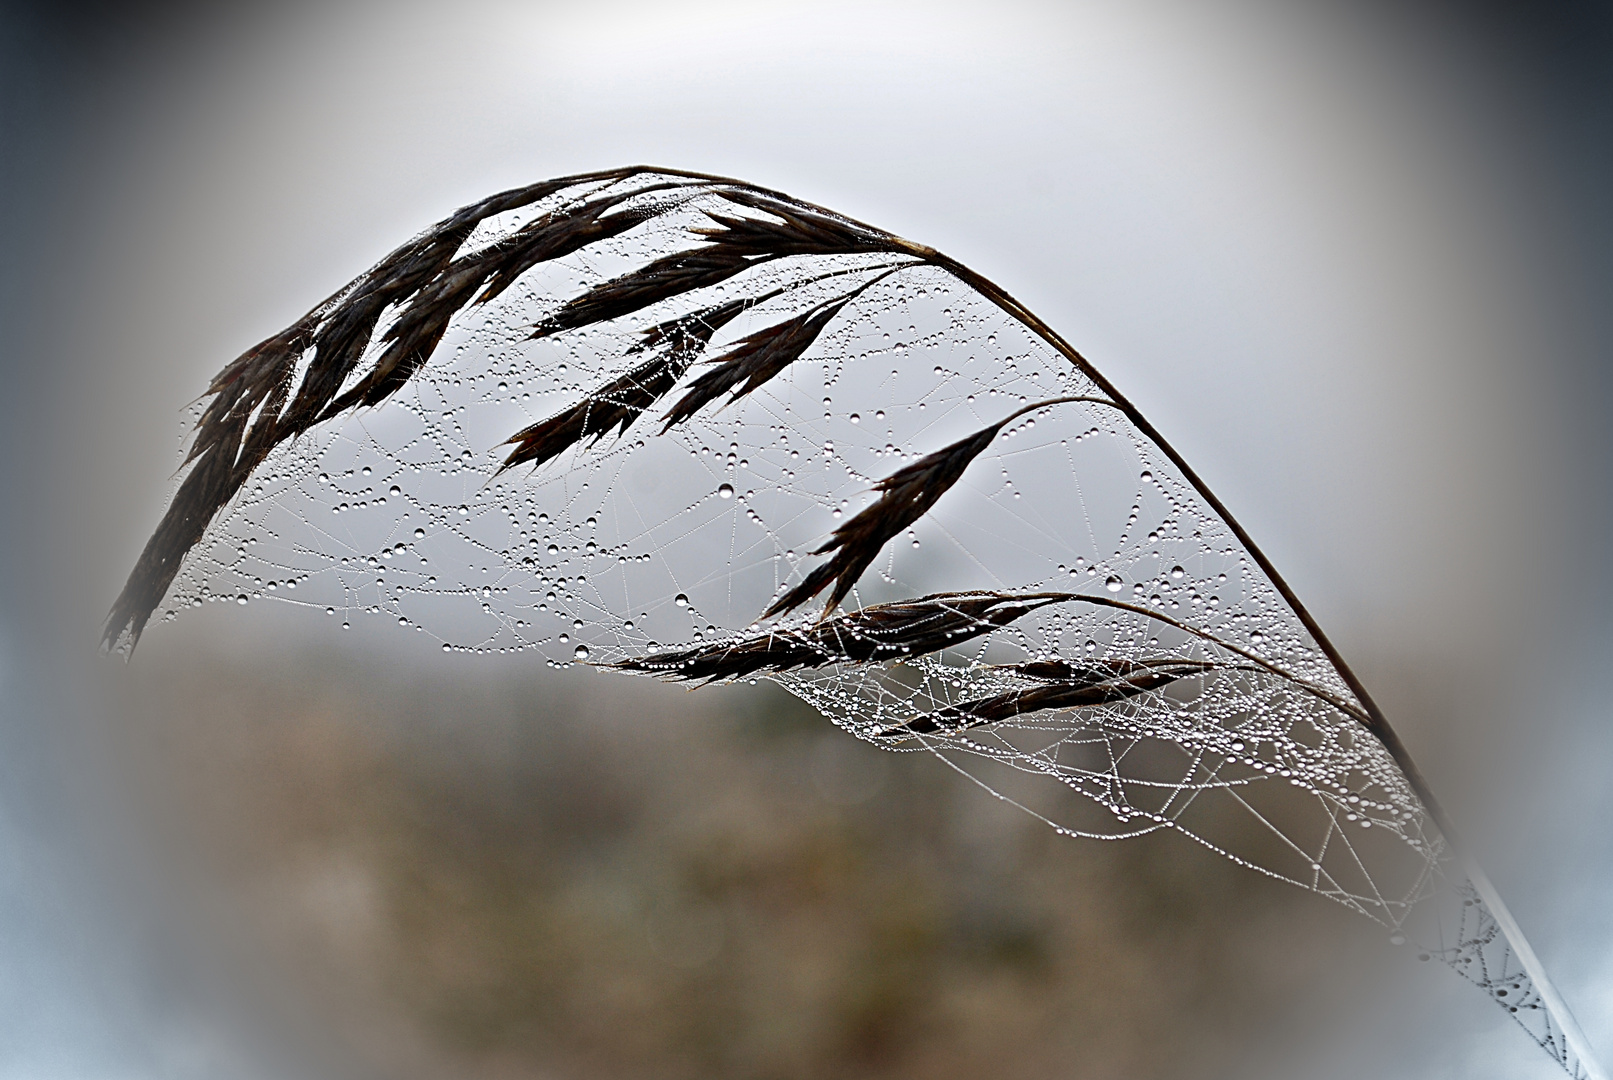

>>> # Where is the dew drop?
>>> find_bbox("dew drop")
[458,505,469,516]
[414,528,426,538]
[1171,565,1185,579]
[389,485,401,496]
[236,595,248,605]
[1105,575,1123,592]
[574,644,590,661]
[849,414,860,424]
[675,594,689,608]
[718,483,734,499]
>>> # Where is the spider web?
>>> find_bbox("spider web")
[131,170,1593,1077]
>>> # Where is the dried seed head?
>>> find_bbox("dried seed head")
[613,591,1076,682]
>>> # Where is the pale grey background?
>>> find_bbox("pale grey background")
[2,2,1610,1077]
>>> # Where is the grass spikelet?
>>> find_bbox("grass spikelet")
[764,396,1094,620]
[612,591,1076,682]
[500,300,750,472]
[659,268,905,431]
[883,658,1220,737]
[532,195,899,340]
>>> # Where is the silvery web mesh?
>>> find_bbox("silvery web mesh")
[126,170,1591,1077]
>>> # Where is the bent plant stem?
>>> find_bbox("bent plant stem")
[110,164,1602,1077]
[902,242,1608,1080]
[902,241,1445,825]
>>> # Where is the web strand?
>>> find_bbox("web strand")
[109,168,1603,1079]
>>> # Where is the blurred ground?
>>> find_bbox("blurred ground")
[98,639,1375,1080]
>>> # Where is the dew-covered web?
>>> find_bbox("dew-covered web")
[114,169,1595,1078]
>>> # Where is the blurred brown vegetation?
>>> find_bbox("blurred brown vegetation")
[98,641,1387,1080]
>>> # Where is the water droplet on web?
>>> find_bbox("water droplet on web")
[849,414,860,424]
[1105,575,1123,592]
[414,528,425,538]
[1389,933,1406,946]
[458,505,469,516]
[718,483,734,499]
[236,595,248,605]
[1171,565,1185,579]
[675,594,689,607]
[574,644,590,661]
[389,486,401,496]
[361,466,371,476]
